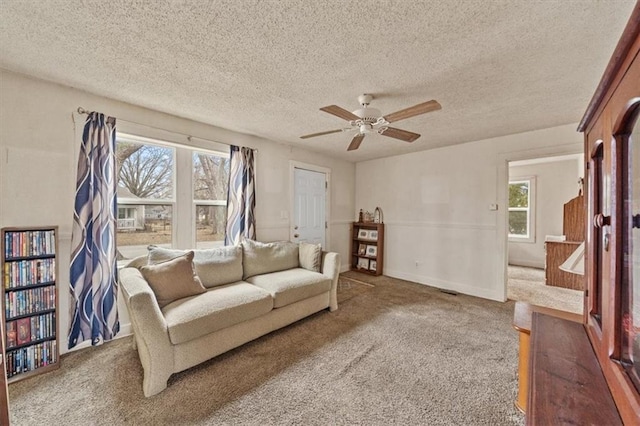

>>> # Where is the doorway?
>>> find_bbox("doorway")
[290,162,330,248]
[506,154,584,313]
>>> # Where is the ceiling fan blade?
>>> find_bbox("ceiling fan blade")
[380,127,421,142]
[347,134,365,151]
[300,129,343,139]
[320,105,360,121]
[383,100,441,123]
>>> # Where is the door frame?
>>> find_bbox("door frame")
[289,161,331,249]
[497,143,583,302]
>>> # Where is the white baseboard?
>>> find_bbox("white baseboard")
[384,268,505,302]
[508,259,544,269]
[118,322,133,337]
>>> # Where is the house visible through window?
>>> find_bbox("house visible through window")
[115,133,228,261]
[508,177,536,242]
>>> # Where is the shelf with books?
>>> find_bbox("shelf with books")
[1,226,59,383]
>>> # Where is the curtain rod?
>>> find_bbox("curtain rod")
[76,107,258,152]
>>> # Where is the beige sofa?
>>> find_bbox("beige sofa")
[119,240,340,397]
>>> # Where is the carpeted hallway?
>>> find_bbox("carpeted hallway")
[8,272,524,425]
[507,265,583,314]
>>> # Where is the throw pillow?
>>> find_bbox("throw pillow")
[241,239,300,279]
[147,245,243,288]
[140,251,206,308]
[299,242,322,272]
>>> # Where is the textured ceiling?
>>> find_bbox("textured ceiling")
[0,0,636,162]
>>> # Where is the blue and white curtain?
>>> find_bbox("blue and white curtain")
[225,145,256,245]
[69,112,119,349]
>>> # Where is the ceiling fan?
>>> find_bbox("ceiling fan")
[300,94,441,151]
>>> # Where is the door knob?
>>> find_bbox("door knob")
[594,213,610,228]
[294,226,299,230]
[294,234,299,238]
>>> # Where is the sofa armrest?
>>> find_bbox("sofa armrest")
[321,252,341,311]
[119,267,174,396]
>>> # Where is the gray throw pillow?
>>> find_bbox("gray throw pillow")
[299,242,322,272]
[140,251,206,308]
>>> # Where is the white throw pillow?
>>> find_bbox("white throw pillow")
[299,242,322,273]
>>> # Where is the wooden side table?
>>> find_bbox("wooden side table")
[512,302,582,413]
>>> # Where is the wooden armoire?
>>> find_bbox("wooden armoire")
[526,3,640,424]
[578,3,640,423]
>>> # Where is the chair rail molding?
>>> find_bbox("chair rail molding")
[385,220,496,231]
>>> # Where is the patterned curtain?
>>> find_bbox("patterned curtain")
[68,112,119,349]
[225,145,256,245]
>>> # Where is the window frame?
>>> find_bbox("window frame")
[115,132,229,258]
[508,177,536,243]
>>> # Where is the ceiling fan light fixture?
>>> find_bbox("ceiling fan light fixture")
[359,123,374,133]
[352,107,382,122]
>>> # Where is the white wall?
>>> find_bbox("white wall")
[356,124,583,301]
[0,69,355,353]
[508,158,582,268]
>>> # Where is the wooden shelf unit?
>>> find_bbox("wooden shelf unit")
[1,226,60,383]
[350,222,384,276]
[0,312,9,424]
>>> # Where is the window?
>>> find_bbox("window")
[508,178,536,242]
[115,133,228,260]
[193,151,229,249]
[116,135,175,260]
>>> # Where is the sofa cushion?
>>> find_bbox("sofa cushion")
[147,245,243,288]
[299,242,322,272]
[162,282,273,345]
[246,268,331,308]
[241,239,299,279]
[140,251,206,308]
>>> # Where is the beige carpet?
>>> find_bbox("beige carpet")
[9,272,523,425]
[337,275,375,303]
[507,266,583,314]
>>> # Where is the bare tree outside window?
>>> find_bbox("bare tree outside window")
[115,139,175,260]
[119,144,174,199]
[194,152,229,248]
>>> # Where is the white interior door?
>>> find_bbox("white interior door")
[293,168,326,247]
